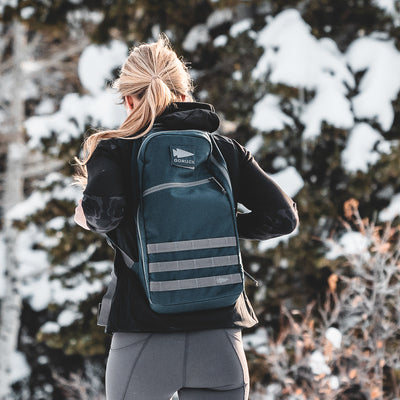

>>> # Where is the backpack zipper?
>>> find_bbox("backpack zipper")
[143,177,215,197]
[209,177,226,194]
[136,206,150,293]
[138,129,212,161]
[243,270,260,287]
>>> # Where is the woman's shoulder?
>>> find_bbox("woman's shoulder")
[95,137,121,151]
[212,133,251,164]
[92,137,134,159]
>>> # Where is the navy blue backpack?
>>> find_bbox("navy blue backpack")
[130,128,244,314]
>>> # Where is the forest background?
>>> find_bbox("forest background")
[0,0,400,399]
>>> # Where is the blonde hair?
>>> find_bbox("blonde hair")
[73,34,193,188]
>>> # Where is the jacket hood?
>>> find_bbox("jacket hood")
[154,102,220,133]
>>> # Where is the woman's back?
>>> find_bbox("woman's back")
[73,36,298,400]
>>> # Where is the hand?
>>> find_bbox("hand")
[74,199,90,230]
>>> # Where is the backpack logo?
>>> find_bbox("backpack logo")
[173,148,194,158]
[216,276,230,284]
[170,145,196,169]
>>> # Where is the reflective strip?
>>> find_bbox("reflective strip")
[97,269,117,327]
[150,273,242,292]
[149,255,239,273]
[147,236,237,254]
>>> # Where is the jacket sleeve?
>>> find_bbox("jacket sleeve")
[81,139,127,234]
[227,137,299,240]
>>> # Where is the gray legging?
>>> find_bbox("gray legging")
[106,328,249,400]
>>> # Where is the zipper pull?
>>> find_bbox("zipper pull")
[244,270,260,287]
[209,177,226,194]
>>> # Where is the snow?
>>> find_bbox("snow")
[258,226,299,252]
[42,172,64,186]
[57,309,81,326]
[232,70,242,80]
[329,376,340,390]
[40,322,60,334]
[341,123,391,173]
[346,37,400,131]
[182,24,210,52]
[151,24,161,39]
[9,351,30,383]
[14,225,52,311]
[206,8,233,29]
[325,231,370,260]
[68,245,97,268]
[245,134,264,155]
[251,94,294,132]
[8,142,27,161]
[301,72,354,139]
[15,226,49,278]
[67,9,104,38]
[20,6,35,19]
[272,156,288,170]
[46,216,66,230]
[0,0,17,14]
[261,384,283,400]
[35,98,56,115]
[243,327,269,355]
[0,109,5,125]
[374,0,400,18]
[213,35,228,47]
[0,234,5,297]
[256,166,302,252]
[26,90,125,149]
[6,191,50,221]
[50,277,103,305]
[38,355,49,364]
[309,350,331,375]
[20,273,52,311]
[325,327,342,349]
[7,179,81,221]
[15,226,104,311]
[253,10,354,91]
[270,166,304,198]
[87,260,113,273]
[229,18,253,37]
[26,41,127,149]
[252,9,355,140]
[23,77,40,100]
[379,193,400,221]
[8,175,102,311]
[78,40,127,95]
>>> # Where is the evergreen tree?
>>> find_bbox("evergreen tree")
[1,0,400,398]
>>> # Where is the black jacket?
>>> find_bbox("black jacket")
[82,102,299,333]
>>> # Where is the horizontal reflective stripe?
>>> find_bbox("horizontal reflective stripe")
[147,236,237,254]
[150,273,242,292]
[149,255,240,273]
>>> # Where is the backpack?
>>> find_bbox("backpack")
[130,128,244,314]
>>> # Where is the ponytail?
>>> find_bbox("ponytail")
[73,34,193,188]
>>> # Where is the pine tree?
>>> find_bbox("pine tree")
[1,0,400,398]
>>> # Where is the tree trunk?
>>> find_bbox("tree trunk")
[0,19,28,400]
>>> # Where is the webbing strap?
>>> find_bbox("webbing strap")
[147,236,237,254]
[149,255,239,273]
[97,269,117,327]
[150,273,242,292]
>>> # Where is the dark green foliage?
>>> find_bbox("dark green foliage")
[301,0,395,51]
[5,0,400,398]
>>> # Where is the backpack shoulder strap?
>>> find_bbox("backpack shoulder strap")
[208,133,232,192]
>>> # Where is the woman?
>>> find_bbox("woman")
[74,35,298,400]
